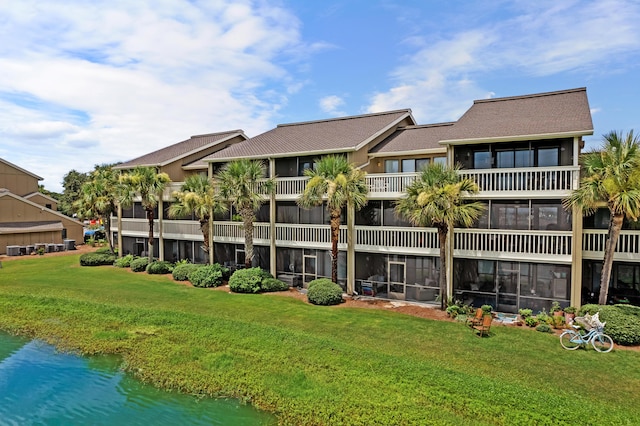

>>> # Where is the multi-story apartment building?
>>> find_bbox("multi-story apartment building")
[112,87,640,311]
[0,158,83,254]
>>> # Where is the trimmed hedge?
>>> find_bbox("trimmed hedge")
[79,252,118,266]
[307,280,344,306]
[114,254,135,268]
[578,304,640,345]
[172,263,203,281]
[130,257,150,273]
[261,277,289,293]
[307,278,334,292]
[188,264,228,288]
[229,268,273,293]
[146,261,173,275]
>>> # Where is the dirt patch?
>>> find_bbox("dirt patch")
[0,243,97,262]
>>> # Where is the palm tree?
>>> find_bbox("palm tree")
[119,166,171,262]
[169,174,226,260]
[395,163,484,310]
[297,155,368,284]
[564,130,640,305]
[73,166,120,253]
[215,159,274,269]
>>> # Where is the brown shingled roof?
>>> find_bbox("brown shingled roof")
[441,88,593,144]
[370,123,453,156]
[204,110,414,161]
[114,130,246,169]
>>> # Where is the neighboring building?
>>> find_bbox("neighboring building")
[113,130,248,262]
[111,87,640,311]
[0,158,83,254]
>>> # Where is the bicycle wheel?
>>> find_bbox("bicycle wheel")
[560,331,581,350]
[591,333,614,353]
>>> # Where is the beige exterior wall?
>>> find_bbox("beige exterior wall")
[26,193,58,210]
[0,196,83,254]
[0,162,39,196]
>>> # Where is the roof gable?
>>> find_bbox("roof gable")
[115,130,246,169]
[0,158,43,180]
[441,88,594,144]
[370,123,453,156]
[205,110,415,161]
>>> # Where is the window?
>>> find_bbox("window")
[537,147,559,167]
[433,156,447,166]
[491,202,529,230]
[384,160,399,173]
[402,159,416,173]
[473,151,491,169]
[416,158,430,171]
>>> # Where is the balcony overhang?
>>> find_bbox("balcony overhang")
[439,130,593,146]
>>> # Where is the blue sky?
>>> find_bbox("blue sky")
[0,0,639,192]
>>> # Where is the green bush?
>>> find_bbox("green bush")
[79,252,117,266]
[146,261,173,275]
[130,257,150,272]
[114,254,135,268]
[518,308,533,318]
[229,267,273,293]
[307,278,334,292]
[536,324,553,333]
[307,280,344,306]
[189,264,228,288]
[481,304,493,314]
[578,304,640,345]
[95,246,114,254]
[524,316,539,327]
[261,278,289,292]
[172,263,203,281]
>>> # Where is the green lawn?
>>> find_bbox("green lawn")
[1,254,639,425]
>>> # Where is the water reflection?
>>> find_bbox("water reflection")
[0,333,274,425]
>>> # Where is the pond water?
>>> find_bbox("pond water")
[0,333,274,425]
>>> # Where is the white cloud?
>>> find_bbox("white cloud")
[0,0,308,191]
[319,95,346,116]
[368,0,640,123]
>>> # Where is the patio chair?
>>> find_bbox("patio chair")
[466,308,484,327]
[473,314,493,337]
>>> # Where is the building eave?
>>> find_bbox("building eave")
[439,130,594,146]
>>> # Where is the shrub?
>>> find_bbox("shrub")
[550,315,566,329]
[95,246,114,254]
[524,316,539,327]
[261,277,289,292]
[518,308,533,318]
[172,263,203,281]
[229,267,273,293]
[130,257,150,272]
[79,252,117,266]
[146,261,173,275]
[307,280,344,306]
[578,304,640,346]
[308,278,334,292]
[481,304,493,314]
[189,264,228,288]
[536,324,553,333]
[114,254,135,268]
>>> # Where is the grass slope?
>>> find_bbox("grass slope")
[1,255,639,425]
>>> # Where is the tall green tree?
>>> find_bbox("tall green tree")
[564,130,640,305]
[215,159,274,269]
[297,155,368,284]
[73,166,121,253]
[169,174,226,260]
[395,163,484,310]
[59,169,88,216]
[119,166,171,261]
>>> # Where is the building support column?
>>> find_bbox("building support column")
[571,136,583,308]
[117,203,123,258]
[446,224,454,303]
[208,163,215,265]
[158,199,164,261]
[346,201,355,295]
[269,158,277,277]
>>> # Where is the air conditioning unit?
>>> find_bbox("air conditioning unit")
[63,239,76,250]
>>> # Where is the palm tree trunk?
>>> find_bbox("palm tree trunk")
[438,226,448,311]
[103,214,114,254]
[242,207,254,269]
[147,208,154,262]
[330,210,341,284]
[599,212,624,305]
[200,217,210,254]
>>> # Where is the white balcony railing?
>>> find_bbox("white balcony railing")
[459,166,579,195]
[453,228,573,263]
[213,222,270,244]
[582,229,640,261]
[354,226,439,254]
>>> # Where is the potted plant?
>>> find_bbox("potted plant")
[550,301,564,317]
[563,306,577,322]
